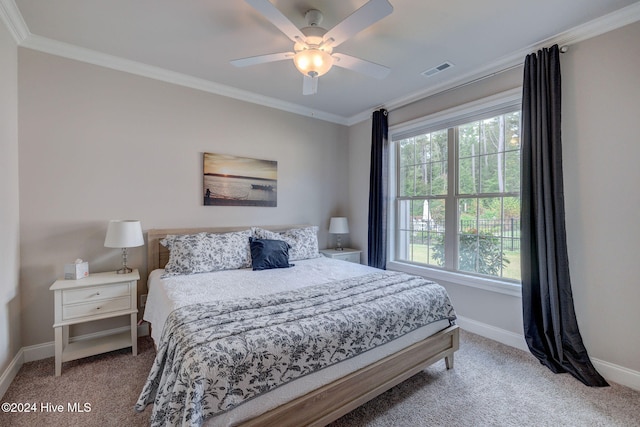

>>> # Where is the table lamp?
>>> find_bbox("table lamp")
[329,217,349,251]
[104,220,144,274]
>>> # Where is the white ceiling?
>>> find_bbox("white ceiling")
[4,0,640,124]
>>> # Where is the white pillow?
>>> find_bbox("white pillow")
[161,230,252,277]
[252,226,321,261]
[160,232,210,277]
[205,229,253,270]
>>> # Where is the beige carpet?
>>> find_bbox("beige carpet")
[2,330,638,427]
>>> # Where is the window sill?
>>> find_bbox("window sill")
[387,261,522,298]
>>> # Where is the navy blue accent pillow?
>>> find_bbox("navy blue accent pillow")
[249,237,293,271]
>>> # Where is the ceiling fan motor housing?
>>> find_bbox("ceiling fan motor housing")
[305,9,323,27]
[295,26,330,52]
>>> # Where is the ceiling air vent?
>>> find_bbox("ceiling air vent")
[421,61,454,77]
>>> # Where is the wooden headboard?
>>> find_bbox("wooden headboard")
[147,224,311,272]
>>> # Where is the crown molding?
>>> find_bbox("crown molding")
[19,34,348,125]
[0,0,346,124]
[4,0,639,127]
[345,1,640,126]
[0,0,29,43]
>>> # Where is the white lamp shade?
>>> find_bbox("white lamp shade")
[329,217,349,234]
[104,220,144,248]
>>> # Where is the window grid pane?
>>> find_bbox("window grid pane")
[396,199,445,267]
[393,107,521,282]
[399,131,448,198]
[456,196,521,279]
[458,113,518,197]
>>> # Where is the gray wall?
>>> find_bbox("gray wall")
[18,49,350,346]
[5,15,639,387]
[561,22,640,372]
[348,22,640,376]
[0,19,21,376]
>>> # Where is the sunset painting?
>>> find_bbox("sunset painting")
[203,153,277,207]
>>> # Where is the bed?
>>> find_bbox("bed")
[136,225,459,427]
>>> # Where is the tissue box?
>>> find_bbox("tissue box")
[64,262,89,280]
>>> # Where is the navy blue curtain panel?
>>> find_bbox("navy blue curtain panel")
[368,109,388,269]
[521,45,608,387]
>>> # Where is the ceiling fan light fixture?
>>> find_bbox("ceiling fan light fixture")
[294,48,333,77]
[236,0,394,94]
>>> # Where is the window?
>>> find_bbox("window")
[390,92,521,283]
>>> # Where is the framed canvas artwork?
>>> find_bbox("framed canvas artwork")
[203,153,277,207]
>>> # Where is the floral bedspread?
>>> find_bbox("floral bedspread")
[135,270,456,427]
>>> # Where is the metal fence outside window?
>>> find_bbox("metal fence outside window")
[410,219,521,251]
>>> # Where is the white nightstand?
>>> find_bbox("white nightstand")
[320,248,362,264]
[49,269,139,376]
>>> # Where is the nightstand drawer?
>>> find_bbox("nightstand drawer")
[62,282,130,304]
[320,248,362,264]
[62,296,131,320]
[339,252,361,263]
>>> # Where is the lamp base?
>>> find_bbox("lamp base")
[334,247,344,251]
[117,248,132,274]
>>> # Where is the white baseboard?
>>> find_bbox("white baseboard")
[455,315,640,391]
[592,357,640,391]
[0,348,24,399]
[23,341,55,363]
[456,315,529,351]
[1,322,150,399]
[23,323,150,362]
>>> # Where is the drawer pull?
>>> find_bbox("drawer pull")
[96,306,101,310]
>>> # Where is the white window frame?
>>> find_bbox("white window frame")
[387,88,522,297]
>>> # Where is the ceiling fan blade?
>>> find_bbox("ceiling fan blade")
[332,53,390,79]
[245,0,306,44]
[302,75,318,95]
[230,52,293,67]
[323,0,393,48]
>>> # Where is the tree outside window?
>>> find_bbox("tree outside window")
[394,110,521,281]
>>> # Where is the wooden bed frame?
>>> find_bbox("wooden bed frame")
[146,225,459,427]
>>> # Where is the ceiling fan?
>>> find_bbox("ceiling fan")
[231,0,393,95]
